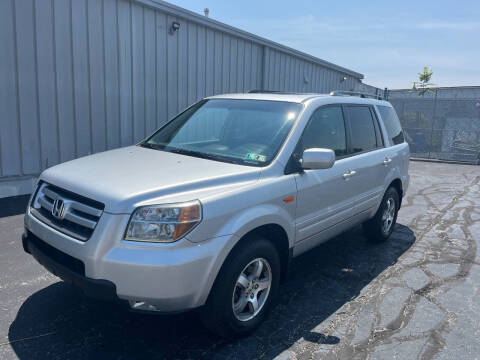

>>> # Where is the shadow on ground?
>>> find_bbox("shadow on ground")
[0,195,30,218]
[8,224,415,359]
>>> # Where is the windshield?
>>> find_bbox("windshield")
[142,99,303,166]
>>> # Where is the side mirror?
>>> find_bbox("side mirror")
[301,148,335,170]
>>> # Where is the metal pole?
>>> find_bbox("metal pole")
[428,89,438,159]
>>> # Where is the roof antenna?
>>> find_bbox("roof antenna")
[204,8,209,17]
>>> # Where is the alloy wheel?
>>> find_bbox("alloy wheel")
[232,258,272,322]
[382,197,396,235]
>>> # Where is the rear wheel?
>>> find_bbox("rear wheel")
[200,236,280,338]
[363,187,399,243]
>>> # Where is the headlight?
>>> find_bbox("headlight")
[125,201,202,243]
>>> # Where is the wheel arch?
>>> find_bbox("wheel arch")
[388,178,403,208]
[211,204,294,283]
[239,223,291,283]
[208,222,292,304]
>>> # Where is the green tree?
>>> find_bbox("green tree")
[413,67,435,96]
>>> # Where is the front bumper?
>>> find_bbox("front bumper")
[24,209,235,312]
[23,231,121,302]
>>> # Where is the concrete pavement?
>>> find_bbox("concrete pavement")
[1,161,479,359]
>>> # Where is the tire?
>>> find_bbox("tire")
[200,236,281,338]
[363,186,400,243]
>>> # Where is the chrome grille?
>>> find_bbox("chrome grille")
[30,182,104,241]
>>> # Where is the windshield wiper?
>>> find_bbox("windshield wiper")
[167,148,242,165]
[168,147,215,159]
[141,144,244,165]
[139,142,162,150]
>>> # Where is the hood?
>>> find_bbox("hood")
[40,146,261,213]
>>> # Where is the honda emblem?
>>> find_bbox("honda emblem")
[52,199,66,219]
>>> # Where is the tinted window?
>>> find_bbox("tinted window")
[378,105,405,145]
[347,106,378,153]
[301,106,347,157]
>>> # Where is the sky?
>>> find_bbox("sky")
[167,0,480,89]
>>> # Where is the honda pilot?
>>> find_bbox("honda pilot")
[23,91,409,337]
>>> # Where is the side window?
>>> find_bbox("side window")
[346,106,378,154]
[301,106,347,157]
[377,105,405,145]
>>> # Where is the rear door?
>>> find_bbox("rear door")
[376,105,410,185]
[344,104,388,213]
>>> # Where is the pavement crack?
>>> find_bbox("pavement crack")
[320,175,480,360]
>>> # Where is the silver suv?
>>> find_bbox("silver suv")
[23,91,409,337]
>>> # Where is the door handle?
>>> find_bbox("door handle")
[342,169,357,179]
[383,158,392,166]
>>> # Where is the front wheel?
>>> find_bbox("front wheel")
[363,186,400,243]
[200,236,280,338]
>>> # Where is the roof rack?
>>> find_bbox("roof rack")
[329,90,385,100]
[247,89,389,100]
[247,89,308,94]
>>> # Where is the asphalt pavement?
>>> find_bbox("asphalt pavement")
[1,161,479,359]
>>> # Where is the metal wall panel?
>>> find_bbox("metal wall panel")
[0,0,22,177]
[71,0,92,156]
[15,0,41,175]
[103,0,121,149]
[55,0,76,162]
[0,0,378,197]
[35,0,58,169]
[263,47,362,94]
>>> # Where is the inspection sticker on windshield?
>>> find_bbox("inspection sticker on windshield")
[245,153,267,162]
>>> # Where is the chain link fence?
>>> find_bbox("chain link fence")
[388,87,480,164]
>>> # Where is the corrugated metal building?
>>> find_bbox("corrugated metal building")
[0,0,376,198]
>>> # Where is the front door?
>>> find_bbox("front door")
[294,105,359,248]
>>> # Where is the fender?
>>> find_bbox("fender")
[191,203,294,306]
[216,203,295,248]
[373,166,403,214]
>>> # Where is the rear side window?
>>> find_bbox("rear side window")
[301,106,347,157]
[377,106,405,145]
[346,106,378,154]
